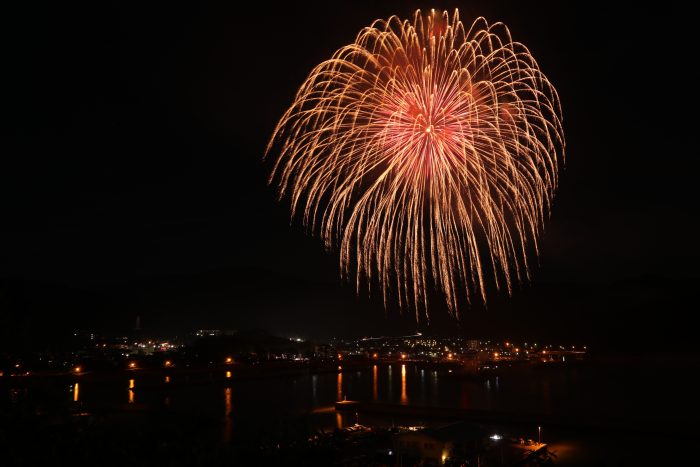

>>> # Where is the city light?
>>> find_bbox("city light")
[164,360,172,367]
[73,366,82,374]
[225,357,233,364]
[490,434,502,440]
[128,362,136,369]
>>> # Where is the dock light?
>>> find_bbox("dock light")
[490,434,502,440]
[225,357,233,364]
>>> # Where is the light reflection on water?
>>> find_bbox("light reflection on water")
[29,360,696,447]
[336,371,343,401]
[387,365,393,400]
[401,364,408,405]
[372,365,378,401]
[223,388,232,443]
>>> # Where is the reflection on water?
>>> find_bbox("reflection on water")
[336,412,342,429]
[401,364,408,405]
[5,359,695,449]
[226,371,232,379]
[432,370,438,404]
[223,388,232,443]
[165,376,170,384]
[336,371,343,401]
[372,365,378,401]
[387,365,393,400]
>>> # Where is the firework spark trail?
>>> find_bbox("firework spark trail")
[266,9,564,321]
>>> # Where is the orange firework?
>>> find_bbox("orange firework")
[266,9,564,320]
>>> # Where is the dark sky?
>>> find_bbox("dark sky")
[4,1,698,351]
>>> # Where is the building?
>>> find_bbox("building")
[393,422,485,466]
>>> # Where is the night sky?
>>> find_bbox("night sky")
[4,1,697,351]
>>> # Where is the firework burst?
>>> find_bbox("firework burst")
[266,9,564,321]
